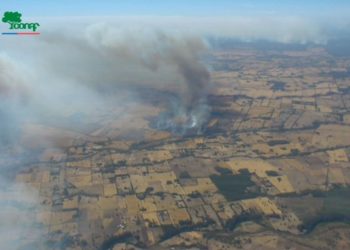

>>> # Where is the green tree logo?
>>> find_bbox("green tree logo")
[2,11,22,23]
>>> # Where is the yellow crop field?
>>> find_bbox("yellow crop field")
[327,149,349,163]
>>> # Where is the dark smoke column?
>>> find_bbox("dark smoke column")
[155,34,211,135]
[39,25,212,135]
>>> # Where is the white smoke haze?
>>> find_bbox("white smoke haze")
[1,21,213,145]
[0,13,349,248]
[0,178,43,250]
[1,14,347,146]
[38,15,350,44]
[82,23,212,132]
[0,20,213,248]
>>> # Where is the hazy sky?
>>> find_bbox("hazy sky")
[0,0,349,17]
[1,0,349,45]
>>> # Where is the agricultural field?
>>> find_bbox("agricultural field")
[7,43,350,250]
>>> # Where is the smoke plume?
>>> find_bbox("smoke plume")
[84,24,212,133]
[0,22,212,247]
[41,23,212,134]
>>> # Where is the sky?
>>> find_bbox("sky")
[0,0,350,17]
[1,0,349,45]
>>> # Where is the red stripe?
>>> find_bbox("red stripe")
[17,32,40,35]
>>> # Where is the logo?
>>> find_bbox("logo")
[2,11,40,35]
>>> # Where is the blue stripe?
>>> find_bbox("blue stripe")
[2,32,18,35]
